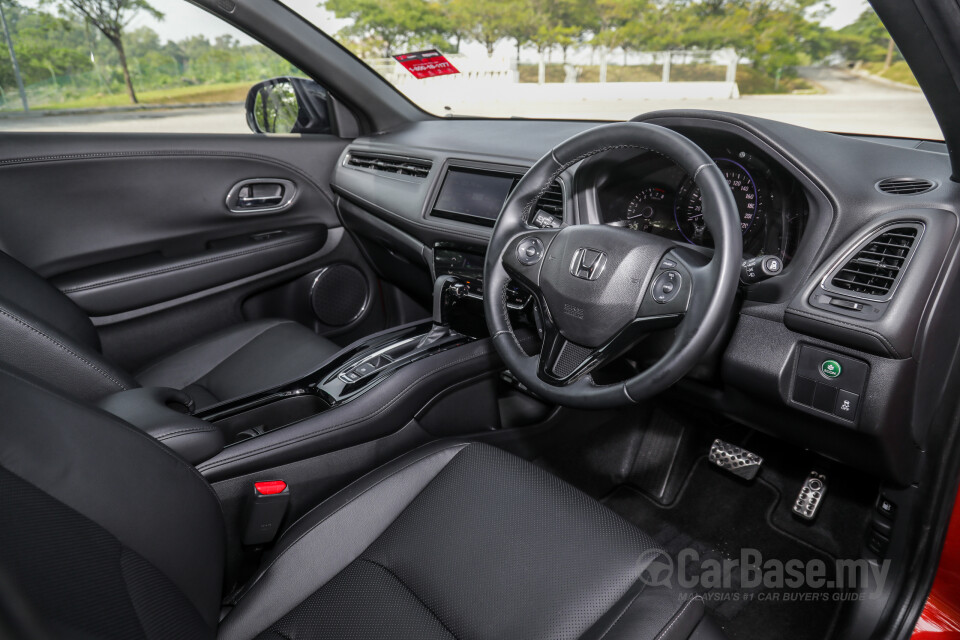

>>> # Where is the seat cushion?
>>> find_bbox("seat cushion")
[218,441,706,640]
[136,319,339,409]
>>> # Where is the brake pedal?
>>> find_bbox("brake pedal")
[793,471,827,521]
[708,439,763,480]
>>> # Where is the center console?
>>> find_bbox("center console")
[199,318,469,446]
[96,238,546,483]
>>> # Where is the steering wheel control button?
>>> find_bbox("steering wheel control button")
[834,390,860,420]
[820,359,842,379]
[659,258,677,270]
[516,238,545,266]
[651,270,682,303]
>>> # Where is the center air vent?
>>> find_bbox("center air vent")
[530,180,564,228]
[827,223,922,299]
[876,177,936,195]
[346,152,432,179]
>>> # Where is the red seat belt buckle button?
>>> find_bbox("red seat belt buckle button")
[243,480,290,546]
[254,480,287,495]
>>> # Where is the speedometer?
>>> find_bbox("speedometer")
[674,158,759,246]
[625,187,666,230]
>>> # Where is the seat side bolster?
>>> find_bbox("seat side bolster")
[217,440,471,640]
[0,300,135,401]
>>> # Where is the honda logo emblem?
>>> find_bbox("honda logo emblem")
[570,248,606,281]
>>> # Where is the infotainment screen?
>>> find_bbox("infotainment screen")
[432,167,520,226]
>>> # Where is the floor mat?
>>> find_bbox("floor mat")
[604,460,842,640]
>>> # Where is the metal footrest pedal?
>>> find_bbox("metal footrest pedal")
[708,438,763,480]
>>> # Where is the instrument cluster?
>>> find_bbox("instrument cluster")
[595,145,808,264]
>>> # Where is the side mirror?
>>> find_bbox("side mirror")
[245,77,332,134]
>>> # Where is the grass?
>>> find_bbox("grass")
[860,61,919,88]
[34,82,250,111]
[517,63,813,94]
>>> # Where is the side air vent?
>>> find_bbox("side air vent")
[530,180,565,228]
[826,223,923,300]
[346,152,432,179]
[876,177,936,195]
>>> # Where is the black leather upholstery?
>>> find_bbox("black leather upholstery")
[97,387,225,465]
[0,365,224,638]
[135,319,340,408]
[0,364,712,640]
[0,250,339,410]
[219,440,707,640]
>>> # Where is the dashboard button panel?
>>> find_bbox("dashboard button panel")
[791,345,869,425]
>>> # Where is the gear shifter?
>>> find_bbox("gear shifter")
[432,275,467,326]
[419,276,467,349]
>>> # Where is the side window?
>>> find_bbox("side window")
[0,0,315,133]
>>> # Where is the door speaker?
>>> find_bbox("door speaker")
[310,264,369,326]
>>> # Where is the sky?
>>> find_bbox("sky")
[22,0,872,46]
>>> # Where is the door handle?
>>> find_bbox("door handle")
[238,192,283,207]
[226,178,297,214]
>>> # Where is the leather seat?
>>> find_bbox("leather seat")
[0,364,720,640]
[0,250,339,409]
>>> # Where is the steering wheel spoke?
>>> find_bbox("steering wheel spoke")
[536,309,682,386]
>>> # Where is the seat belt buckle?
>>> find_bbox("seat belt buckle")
[243,480,290,546]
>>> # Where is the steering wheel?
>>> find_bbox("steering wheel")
[484,122,742,408]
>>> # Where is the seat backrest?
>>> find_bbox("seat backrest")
[0,250,136,401]
[0,363,224,639]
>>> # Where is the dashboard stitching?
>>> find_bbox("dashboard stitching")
[785,307,901,358]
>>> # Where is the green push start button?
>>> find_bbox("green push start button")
[820,360,842,379]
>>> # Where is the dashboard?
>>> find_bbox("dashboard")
[590,142,808,264]
[330,110,960,484]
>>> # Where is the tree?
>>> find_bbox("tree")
[836,8,901,65]
[55,0,163,104]
[585,0,648,81]
[322,0,450,57]
[447,0,511,56]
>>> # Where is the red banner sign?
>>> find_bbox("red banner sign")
[393,49,460,79]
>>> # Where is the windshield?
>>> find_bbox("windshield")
[283,0,941,140]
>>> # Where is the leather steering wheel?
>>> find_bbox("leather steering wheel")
[484,122,742,408]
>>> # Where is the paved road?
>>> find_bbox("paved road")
[0,67,942,140]
[0,105,251,134]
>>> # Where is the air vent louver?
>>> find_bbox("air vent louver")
[876,177,935,195]
[346,153,432,179]
[530,180,564,228]
[535,181,564,216]
[829,225,921,298]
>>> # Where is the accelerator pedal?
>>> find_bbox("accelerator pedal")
[708,438,763,480]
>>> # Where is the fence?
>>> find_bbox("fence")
[368,48,738,86]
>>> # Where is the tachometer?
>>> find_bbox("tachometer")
[624,187,666,230]
[674,158,759,246]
